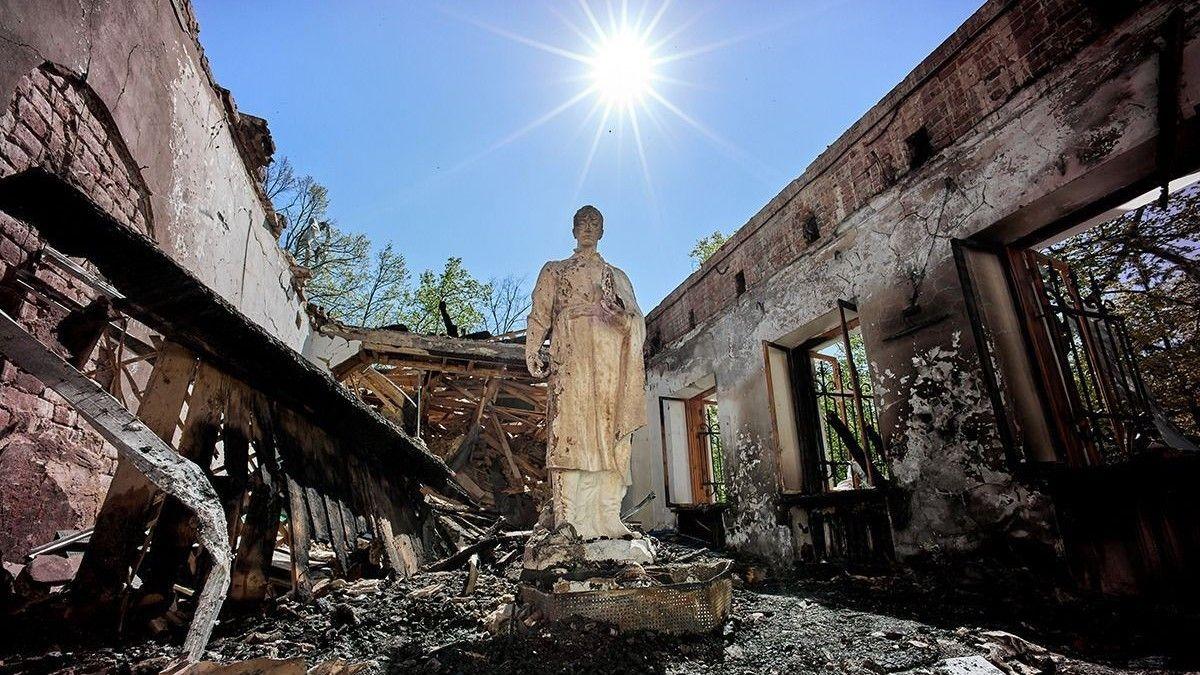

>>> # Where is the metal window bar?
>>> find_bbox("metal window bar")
[697,403,727,503]
[811,357,852,489]
[810,350,885,490]
[1030,255,1153,464]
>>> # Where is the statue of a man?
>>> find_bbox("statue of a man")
[526,205,646,541]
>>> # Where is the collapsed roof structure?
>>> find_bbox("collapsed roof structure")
[0,0,1199,671]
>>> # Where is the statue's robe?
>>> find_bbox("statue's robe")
[526,248,646,485]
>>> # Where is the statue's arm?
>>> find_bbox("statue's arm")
[613,268,646,343]
[525,263,555,377]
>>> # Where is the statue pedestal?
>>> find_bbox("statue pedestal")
[522,525,656,572]
[519,555,734,634]
[518,526,733,634]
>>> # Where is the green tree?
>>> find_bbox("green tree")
[403,257,491,334]
[1047,183,1200,435]
[690,230,728,267]
[265,157,409,326]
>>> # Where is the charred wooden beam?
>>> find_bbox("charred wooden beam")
[1157,8,1184,207]
[0,310,229,663]
[0,168,458,495]
[284,474,314,598]
[228,464,284,607]
[449,379,500,472]
[72,341,197,617]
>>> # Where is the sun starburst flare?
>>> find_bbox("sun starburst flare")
[588,28,657,105]
[442,0,778,210]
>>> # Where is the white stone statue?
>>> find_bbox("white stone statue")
[525,205,647,543]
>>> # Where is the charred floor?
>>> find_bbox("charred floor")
[2,538,1196,674]
[2,0,1200,674]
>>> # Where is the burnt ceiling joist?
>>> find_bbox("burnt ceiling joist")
[0,168,458,494]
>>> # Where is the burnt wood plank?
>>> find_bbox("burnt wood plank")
[0,311,230,662]
[324,493,352,575]
[228,466,283,607]
[305,485,331,542]
[73,341,196,614]
[0,169,459,497]
[284,474,314,598]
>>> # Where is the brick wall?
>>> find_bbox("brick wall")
[646,0,1109,349]
[0,65,152,561]
[0,65,151,235]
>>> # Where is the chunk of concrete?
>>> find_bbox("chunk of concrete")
[934,656,1005,675]
[24,554,80,585]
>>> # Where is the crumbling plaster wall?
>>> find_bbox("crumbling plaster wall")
[0,0,312,560]
[634,1,1200,566]
[0,0,308,349]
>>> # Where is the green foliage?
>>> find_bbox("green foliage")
[266,158,535,334]
[702,403,727,503]
[402,257,491,334]
[267,157,408,324]
[690,230,728,267]
[1046,183,1200,436]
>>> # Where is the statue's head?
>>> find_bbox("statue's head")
[572,205,604,247]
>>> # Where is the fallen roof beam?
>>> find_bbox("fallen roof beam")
[324,324,529,368]
[365,352,529,380]
[0,169,458,495]
[0,310,229,663]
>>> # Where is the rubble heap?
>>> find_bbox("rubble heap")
[1,537,1183,675]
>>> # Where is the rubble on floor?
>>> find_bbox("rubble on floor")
[0,539,1184,675]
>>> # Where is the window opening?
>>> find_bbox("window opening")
[803,213,820,244]
[806,304,885,490]
[956,174,1200,468]
[766,302,888,495]
[695,394,727,503]
[906,126,933,169]
[659,387,727,506]
[1018,250,1153,464]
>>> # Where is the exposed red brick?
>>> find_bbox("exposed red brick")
[647,0,1112,348]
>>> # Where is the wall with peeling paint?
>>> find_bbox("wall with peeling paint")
[631,1,1200,571]
[0,0,311,560]
[0,0,309,351]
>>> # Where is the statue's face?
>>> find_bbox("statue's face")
[573,213,603,247]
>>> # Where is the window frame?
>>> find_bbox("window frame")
[765,300,888,497]
[658,388,726,508]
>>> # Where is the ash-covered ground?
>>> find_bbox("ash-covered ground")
[0,542,1193,674]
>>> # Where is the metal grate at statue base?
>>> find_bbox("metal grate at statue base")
[520,559,733,634]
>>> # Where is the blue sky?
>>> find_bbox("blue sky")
[194,1,980,309]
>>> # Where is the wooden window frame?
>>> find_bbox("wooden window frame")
[659,389,723,508]
[955,237,1156,469]
[765,301,887,497]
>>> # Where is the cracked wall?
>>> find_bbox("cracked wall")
[0,0,308,351]
[0,1,313,561]
[631,0,1200,569]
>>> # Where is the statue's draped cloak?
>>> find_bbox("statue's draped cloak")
[526,249,646,483]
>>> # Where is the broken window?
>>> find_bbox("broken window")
[765,301,888,494]
[1017,250,1154,464]
[955,174,1200,467]
[660,387,727,506]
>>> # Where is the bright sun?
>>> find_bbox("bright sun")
[447,1,761,205]
[589,30,656,105]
